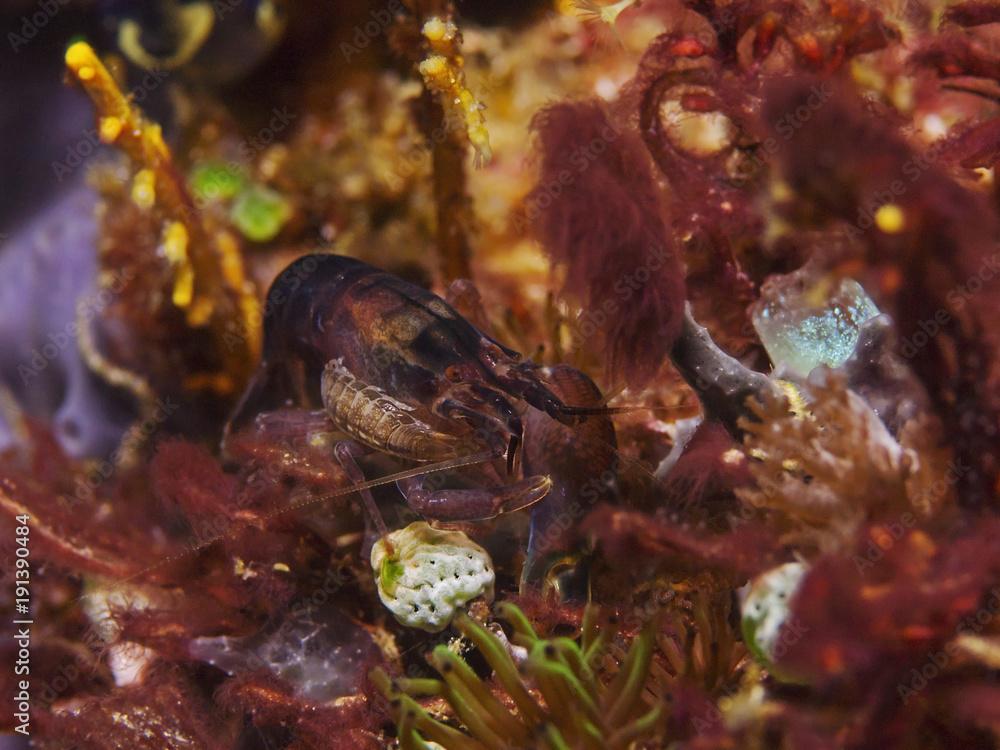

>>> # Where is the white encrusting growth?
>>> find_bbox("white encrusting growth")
[741,561,808,665]
[371,522,495,632]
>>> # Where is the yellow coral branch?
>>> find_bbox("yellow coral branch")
[64,41,261,393]
[65,42,182,213]
[418,17,492,166]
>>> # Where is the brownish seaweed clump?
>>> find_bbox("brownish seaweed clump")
[1,1,999,749]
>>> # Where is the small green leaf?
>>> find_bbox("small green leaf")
[230,185,292,242]
[380,556,405,597]
[741,614,768,665]
[190,162,246,203]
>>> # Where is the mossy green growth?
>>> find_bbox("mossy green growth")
[371,603,665,750]
[189,162,247,203]
[188,163,291,242]
[229,185,292,242]
[740,612,768,666]
[379,557,405,598]
[740,561,809,684]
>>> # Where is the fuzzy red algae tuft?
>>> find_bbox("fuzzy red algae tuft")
[1,1,999,748]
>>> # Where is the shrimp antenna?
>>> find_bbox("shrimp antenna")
[78,449,501,596]
[561,403,695,417]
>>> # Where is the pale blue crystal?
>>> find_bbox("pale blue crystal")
[752,268,880,379]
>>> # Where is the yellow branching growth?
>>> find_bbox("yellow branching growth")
[574,0,641,28]
[736,372,949,551]
[418,16,492,166]
[64,41,261,394]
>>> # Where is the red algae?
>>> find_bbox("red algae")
[527,99,686,388]
[1,1,998,748]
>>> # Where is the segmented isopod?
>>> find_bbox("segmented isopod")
[321,358,466,462]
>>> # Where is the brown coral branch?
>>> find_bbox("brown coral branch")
[400,2,476,282]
